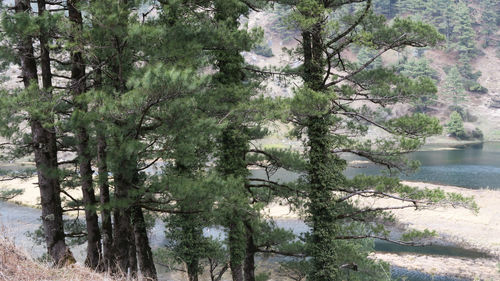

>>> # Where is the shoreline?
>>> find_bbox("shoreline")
[2,178,499,279]
[267,181,500,255]
[373,252,499,280]
[266,180,500,280]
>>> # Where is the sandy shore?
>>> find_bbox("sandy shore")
[265,181,500,279]
[0,177,82,208]
[267,181,500,255]
[373,253,500,280]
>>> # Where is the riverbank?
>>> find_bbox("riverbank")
[267,181,500,254]
[266,181,500,280]
[424,135,486,145]
[373,253,499,280]
[0,177,81,210]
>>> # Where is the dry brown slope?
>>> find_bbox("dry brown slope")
[0,235,117,281]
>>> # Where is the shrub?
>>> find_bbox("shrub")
[253,41,274,57]
[446,111,466,139]
[465,81,488,94]
[471,127,484,140]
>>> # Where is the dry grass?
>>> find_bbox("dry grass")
[0,235,116,281]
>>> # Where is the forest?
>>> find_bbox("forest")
[0,0,499,280]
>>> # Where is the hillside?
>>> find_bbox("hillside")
[250,0,500,141]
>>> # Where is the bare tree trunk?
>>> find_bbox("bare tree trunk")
[131,205,157,280]
[187,259,200,281]
[67,0,103,270]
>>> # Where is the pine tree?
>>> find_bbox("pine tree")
[446,111,466,139]
[451,2,476,63]
[0,0,74,266]
[357,47,383,70]
[397,57,439,112]
[278,0,477,280]
[81,0,160,277]
[66,0,103,270]
[209,1,258,278]
[481,0,498,48]
[443,66,466,106]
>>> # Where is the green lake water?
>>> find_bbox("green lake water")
[347,142,500,189]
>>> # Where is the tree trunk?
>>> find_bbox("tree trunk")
[94,58,114,271]
[243,221,256,281]
[229,222,245,281]
[131,205,157,280]
[15,0,73,266]
[128,228,138,279]
[302,15,341,281]
[32,120,72,266]
[67,0,103,270]
[112,175,131,275]
[187,263,199,281]
[97,130,114,271]
[180,213,202,281]
[78,126,102,269]
[186,255,200,281]
[37,0,52,90]
[217,126,247,281]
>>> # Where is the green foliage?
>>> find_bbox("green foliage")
[446,111,466,139]
[465,81,488,94]
[481,0,498,48]
[357,47,383,70]
[394,0,487,93]
[280,1,478,280]
[397,57,439,82]
[256,272,271,281]
[269,4,299,43]
[443,66,466,106]
[448,105,477,122]
[401,229,436,242]
[373,0,399,18]
[26,218,87,247]
[450,2,477,61]
[253,40,274,57]
[396,57,439,112]
[471,127,484,140]
[0,188,23,201]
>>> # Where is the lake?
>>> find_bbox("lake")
[350,142,500,189]
[253,142,500,190]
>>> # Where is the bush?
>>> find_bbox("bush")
[471,127,484,140]
[448,105,477,122]
[465,81,488,94]
[446,111,466,139]
[253,41,274,57]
